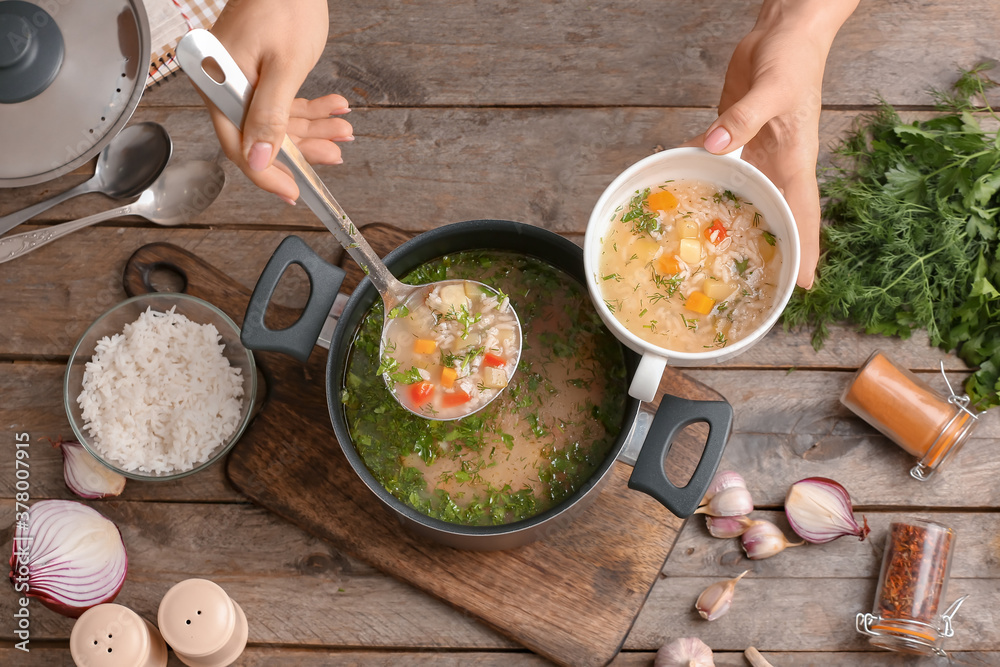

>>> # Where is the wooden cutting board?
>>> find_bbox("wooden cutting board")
[123,226,727,667]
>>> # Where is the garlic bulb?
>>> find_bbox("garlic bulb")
[700,470,746,504]
[655,637,715,667]
[741,520,804,560]
[695,570,748,621]
[705,515,753,538]
[693,486,754,517]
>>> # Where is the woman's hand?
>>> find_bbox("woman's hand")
[691,0,859,289]
[206,0,353,204]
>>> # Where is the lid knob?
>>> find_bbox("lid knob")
[157,579,248,667]
[0,1,64,104]
[69,603,168,667]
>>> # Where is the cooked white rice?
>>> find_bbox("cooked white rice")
[77,306,245,474]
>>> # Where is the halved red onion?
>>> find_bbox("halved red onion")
[9,500,127,618]
[56,439,126,499]
[784,477,870,544]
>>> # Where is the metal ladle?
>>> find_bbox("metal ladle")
[0,122,173,236]
[176,30,522,421]
[0,160,226,264]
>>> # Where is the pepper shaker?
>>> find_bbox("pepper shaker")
[157,579,248,667]
[70,603,168,667]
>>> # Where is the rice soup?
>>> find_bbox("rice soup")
[342,250,628,527]
[598,179,783,353]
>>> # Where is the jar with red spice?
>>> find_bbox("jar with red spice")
[856,519,968,656]
[841,351,980,480]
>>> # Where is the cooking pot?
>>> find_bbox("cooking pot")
[241,220,732,550]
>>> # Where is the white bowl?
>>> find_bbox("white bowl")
[583,147,800,401]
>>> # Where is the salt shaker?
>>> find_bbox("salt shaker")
[157,579,248,667]
[70,603,168,667]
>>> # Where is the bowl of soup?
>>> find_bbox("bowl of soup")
[241,220,732,550]
[584,147,800,402]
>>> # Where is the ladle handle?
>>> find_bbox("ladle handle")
[175,29,406,308]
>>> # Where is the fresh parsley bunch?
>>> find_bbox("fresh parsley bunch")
[784,63,1000,410]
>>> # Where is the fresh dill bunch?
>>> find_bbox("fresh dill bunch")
[783,64,1000,410]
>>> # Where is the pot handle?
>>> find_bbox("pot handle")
[241,235,346,362]
[627,394,732,518]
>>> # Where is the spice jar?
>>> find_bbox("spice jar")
[841,351,979,480]
[856,519,968,656]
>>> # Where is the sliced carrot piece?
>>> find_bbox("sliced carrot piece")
[441,390,471,407]
[413,339,437,354]
[685,291,716,315]
[483,353,506,368]
[704,219,728,245]
[647,190,679,211]
[440,367,458,388]
[408,381,434,407]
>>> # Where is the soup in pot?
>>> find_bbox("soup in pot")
[342,250,628,527]
[598,179,783,352]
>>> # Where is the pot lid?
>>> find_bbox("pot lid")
[0,0,150,187]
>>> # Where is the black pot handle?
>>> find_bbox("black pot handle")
[241,235,346,362]
[627,394,733,518]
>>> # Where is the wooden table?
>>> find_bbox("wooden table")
[3,1,999,664]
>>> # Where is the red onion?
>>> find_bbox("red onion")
[9,500,127,618]
[55,439,126,499]
[784,477,870,544]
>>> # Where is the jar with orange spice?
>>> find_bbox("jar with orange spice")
[840,351,980,480]
[856,519,968,656]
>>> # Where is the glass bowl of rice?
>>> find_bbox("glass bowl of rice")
[64,293,257,481]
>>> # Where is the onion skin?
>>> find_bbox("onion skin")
[784,477,870,544]
[8,500,127,618]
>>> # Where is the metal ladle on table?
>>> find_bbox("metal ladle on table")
[0,122,173,236]
[0,160,226,264]
[176,30,522,421]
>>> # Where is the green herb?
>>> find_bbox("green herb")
[783,63,1000,410]
[388,304,410,319]
[643,319,658,332]
[734,257,750,276]
[621,188,660,236]
[713,189,741,208]
[717,301,728,313]
[704,331,728,349]
[601,273,622,282]
[638,308,648,317]
[752,211,762,227]
[680,314,698,331]
[761,230,776,246]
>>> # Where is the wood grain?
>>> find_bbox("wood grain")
[136,0,1000,109]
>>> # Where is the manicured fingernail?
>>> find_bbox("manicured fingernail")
[704,127,731,153]
[331,108,351,115]
[339,135,355,141]
[280,196,297,206]
[332,158,344,165]
[247,142,273,171]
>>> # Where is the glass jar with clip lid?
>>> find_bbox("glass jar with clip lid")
[856,519,968,656]
[840,351,980,480]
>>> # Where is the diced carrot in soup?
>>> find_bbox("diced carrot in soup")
[408,381,435,407]
[441,390,472,407]
[646,190,679,211]
[483,353,506,368]
[657,254,681,275]
[413,339,437,354]
[440,367,457,388]
[685,291,716,315]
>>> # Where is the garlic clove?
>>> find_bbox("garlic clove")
[700,470,746,505]
[693,485,754,517]
[784,477,870,544]
[655,636,715,667]
[695,570,748,621]
[57,439,126,499]
[705,515,753,538]
[740,519,804,560]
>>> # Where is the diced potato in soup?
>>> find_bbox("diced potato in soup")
[598,180,783,352]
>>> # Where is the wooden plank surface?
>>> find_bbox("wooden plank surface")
[3,0,1000,664]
